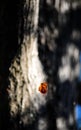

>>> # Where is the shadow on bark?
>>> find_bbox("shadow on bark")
[0,0,81,130]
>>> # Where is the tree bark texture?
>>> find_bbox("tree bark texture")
[8,0,47,128]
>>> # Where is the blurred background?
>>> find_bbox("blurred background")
[0,0,81,130]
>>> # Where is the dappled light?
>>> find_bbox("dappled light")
[60,1,70,13]
[58,44,80,82]
[0,0,81,130]
[71,30,81,41]
[72,0,81,10]
[38,117,47,130]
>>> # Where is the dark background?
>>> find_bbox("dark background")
[0,0,81,130]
